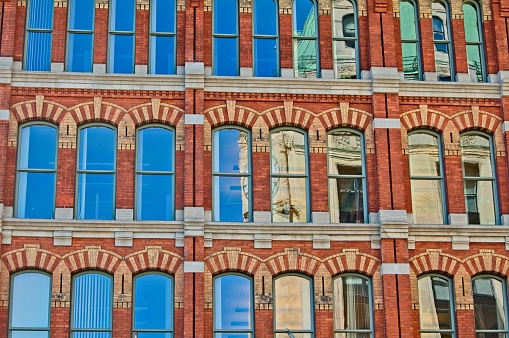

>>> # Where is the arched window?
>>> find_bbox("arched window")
[472,275,509,337]
[213,274,254,337]
[432,1,454,81]
[418,274,456,337]
[108,0,136,73]
[274,274,314,337]
[66,0,95,72]
[327,129,367,223]
[76,124,117,220]
[333,274,373,337]
[400,0,422,80]
[136,125,175,221]
[212,127,251,222]
[408,131,446,224]
[460,132,498,225]
[463,1,485,82]
[133,272,174,337]
[149,0,177,74]
[16,123,58,219]
[293,0,320,78]
[24,0,53,71]
[253,0,280,77]
[213,0,239,76]
[71,272,113,337]
[332,0,359,79]
[270,128,309,223]
[9,271,51,337]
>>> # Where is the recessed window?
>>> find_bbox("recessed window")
[293,0,320,78]
[213,0,239,76]
[432,1,454,81]
[108,0,136,74]
[66,0,95,72]
[400,0,422,80]
[463,1,485,82]
[253,0,279,77]
[332,0,358,79]
[472,275,508,337]
[150,0,177,74]
[24,0,54,71]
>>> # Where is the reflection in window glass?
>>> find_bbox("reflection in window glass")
[463,2,485,82]
[408,132,446,224]
[400,0,421,80]
[432,1,454,81]
[293,0,319,78]
[253,0,279,77]
[213,0,239,75]
[274,275,313,338]
[25,0,53,71]
[328,130,366,223]
[271,129,309,223]
[150,0,176,74]
[134,273,174,337]
[332,0,358,79]
[473,276,508,337]
[418,275,455,337]
[108,0,135,73]
[16,124,57,219]
[214,275,253,337]
[77,125,116,220]
[67,0,95,72]
[460,133,497,225]
[9,272,51,338]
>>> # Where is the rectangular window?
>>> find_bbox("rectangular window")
[253,0,279,77]
[66,0,95,72]
[418,275,456,337]
[463,2,485,82]
[473,276,508,337]
[293,0,320,78]
[213,0,239,75]
[400,0,421,80]
[108,0,136,74]
[332,0,358,79]
[150,0,177,74]
[24,0,54,71]
[432,1,454,81]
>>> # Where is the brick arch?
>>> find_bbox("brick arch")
[409,249,462,277]
[318,105,372,131]
[11,96,67,124]
[261,102,315,130]
[1,245,61,273]
[204,101,259,129]
[263,248,321,276]
[463,249,509,278]
[128,99,184,127]
[70,98,126,126]
[400,106,450,132]
[205,247,262,275]
[62,246,122,273]
[125,246,184,274]
[450,107,501,133]
[323,249,380,277]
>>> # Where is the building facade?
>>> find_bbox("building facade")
[0,0,509,337]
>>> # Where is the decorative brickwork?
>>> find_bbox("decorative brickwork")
[1,244,60,273]
[124,246,184,274]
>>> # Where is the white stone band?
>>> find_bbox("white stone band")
[373,118,401,129]
[380,263,410,275]
[185,114,204,125]
[184,261,205,273]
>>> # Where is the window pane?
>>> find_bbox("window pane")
[19,125,57,170]
[329,178,364,223]
[68,0,94,31]
[214,38,238,76]
[463,3,480,42]
[17,172,55,218]
[137,334,173,338]
[328,131,362,175]
[464,180,496,225]
[135,274,173,330]
[214,275,252,330]
[400,1,417,40]
[408,133,441,177]
[150,36,176,75]
[213,176,249,222]
[461,134,493,177]
[68,33,93,72]
[77,173,115,220]
[215,334,252,338]
[333,40,357,79]
[110,0,135,31]
[432,3,450,40]
[275,334,312,338]
[213,0,237,35]
[272,177,308,222]
[435,43,451,81]
[332,0,354,38]
[25,32,52,71]
[72,333,111,338]
[12,332,49,338]
[410,179,444,224]
[333,276,371,332]
[466,44,483,83]
[152,0,175,33]
[254,38,278,77]
[294,0,316,37]
[110,34,134,74]
[334,334,371,338]
[137,174,173,221]
[401,42,419,80]
[253,0,277,35]
[421,334,453,338]
[11,273,50,328]
[73,274,112,330]
[418,276,453,331]
[79,127,115,171]
[138,128,174,172]
[473,277,507,332]
[294,39,317,78]
[274,276,312,330]
[214,129,249,174]
[27,0,53,29]
[271,130,306,175]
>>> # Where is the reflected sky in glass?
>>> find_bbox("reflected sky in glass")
[110,0,135,32]
[151,36,175,75]
[294,0,316,36]
[68,34,93,72]
[135,274,173,331]
[214,38,238,76]
[68,0,94,31]
[254,38,278,77]
[214,129,248,173]
[152,0,175,33]
[254,0,277,35]
[17,172,55,218]
[77,173,115,220]
[213,0,237,35]
[12,332,49,338]
[11,273,50,329]
[110,35,134,74]
[214,275,252,330]
[138,128,174,172]
[137,175,173,221]
[214,176,248,222]
[79,127,115,171]
[20,125,56,170]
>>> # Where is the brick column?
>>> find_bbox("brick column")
[490,2,509,71]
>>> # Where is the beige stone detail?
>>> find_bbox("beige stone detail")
[86,246,100,268]
[24,244,40,267]
[344,249,359,270]
[147,246,161,268]
[226,247,240,269]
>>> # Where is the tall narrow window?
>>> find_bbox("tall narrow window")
[328,129,366,223]
[212,127,251,222]
[9,271,51,338]
[418,275,456,337]
[76,125,116,220]
[71,272,113,338]
[463,1,485,82]
[472,276,508,337]
[333,274,373,337]
[332,0,358,79]
[16,123,58,219]
[432,1,454,81]
[66,0,95,72]
[408,131,446,224]
[270,129,309,223]
[213,0,239,76]
[274,275,314,337]
[460,132,498,225]
[400,0,422,80]
[133,273,174,337]
[213,274,254,337]
[108,0,136,73]
[136,126,175,221]
[24,0,53,71]
[253,0,279,77]
[150,0,177,74]
[293,0,320,78]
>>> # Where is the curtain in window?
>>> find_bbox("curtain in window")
[25,0,53,71]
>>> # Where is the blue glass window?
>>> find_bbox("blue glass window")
[108,0,136,73]
[150,0,177,74]
[212,128,251,222]
[432,1,454,81]
[463,1,485,82]
[71,272,113,338]
[136,126,175,220]
[134,273,174,337]
[66,0,95,72]
[418,275,456,337]
[253,0,279,77]
[76,125,116,220]
[472,276,509,337]
[213,274,254,338]
[293,0,320,78]
[24,0,53,71]
[400,0,422,80]
[16,124,57,218]
[213,0,239,76]
[332,0,359,79]
[9,271,51,338]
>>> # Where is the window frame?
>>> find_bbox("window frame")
[23,0,54,71]
[462,0,486,83]
[472,274,509,337]
[292,0,321,78]
[65,0,96,72]
[432,0,455,81]
[399,0,422,80]
[331,0,360,79]
[107,0,136,74]
[252,0,280,77]
[212,0,240,76]
[148,0,177,75]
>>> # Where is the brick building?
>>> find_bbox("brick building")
[0,0,509,337]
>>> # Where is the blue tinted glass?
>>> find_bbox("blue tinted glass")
[214,275,252,330]
[137,175,173,221]
[69,0,94,30]
[73,274,112,330]
[213,38,238,76]
[19,125,57,169]
[137,334,172,338]
[17,172,55,218]
[253,0,277,35]
[150,36,176,74]
[110,34,134,74]
[135,274,173,330]
[152,0,175,33]
[294,0,316,37]
[138,128,173,171]
[12,332,49,338]
[77,173,115,220]
[214,129,248,173]
[68,33,93,72]
[214,334,251,338]
[26,32,52,71]
[213,0,238,34]
[214,176,249,222]
[11,273,50,328]
[254,38,278,77]
[111,0,135,31]
[72,333,111,338]
[79,127,115,171]
[28,0,53,29]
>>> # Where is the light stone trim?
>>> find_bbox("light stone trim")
[55,208,73,220]
[184,114,204,125]
[373,118,401,129]
[254,233,272,249]
[115,231,133,247]
[380,263,410,275]
[116,209,133,221]
[54,231,72,246]
[503,122,509,134]
[185,62,204,89]
[184,261,204,273]
[313,234,330,249]
[452,235,470,250]
[311,212,329,223]
[2,230,12,244]
[0,110,9,120]
[448,214,468,226]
